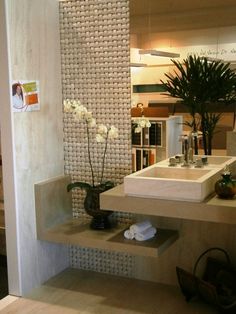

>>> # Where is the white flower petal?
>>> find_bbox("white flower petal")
[133,117,151,130]
[85,111,93,119]
[108,126,119,139]
[97,124,108,135]
[96,134,105,143]
[139,120,146,128]
[87,118,96,127]
[134,127,142,133]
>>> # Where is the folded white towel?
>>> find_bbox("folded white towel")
[130,220,152,234]
[134,227,157,241]
[124,229,135,240]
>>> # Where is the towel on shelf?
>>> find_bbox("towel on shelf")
[134,226,157,241]
[130,220,152,234]
[123,220,157,241]
[124,229,135,240]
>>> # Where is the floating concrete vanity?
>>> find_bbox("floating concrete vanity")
[101,184,236,225]
[35,169,236,262]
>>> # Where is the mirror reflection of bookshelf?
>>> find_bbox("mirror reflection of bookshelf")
[145,122,162,147]
[131,117,182,172]
[132,147,156,172]
[131,128,142,146]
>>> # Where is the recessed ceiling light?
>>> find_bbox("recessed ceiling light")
[130,62,147,67]
[139,49,180,58]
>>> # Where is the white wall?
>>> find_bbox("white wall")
[0,0,69,296]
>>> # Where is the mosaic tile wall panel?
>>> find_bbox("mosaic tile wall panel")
[70,246,135,277]
[59,0,134,276]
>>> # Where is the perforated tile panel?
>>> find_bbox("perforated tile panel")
[70,245,135,277]
[59,0,134,276]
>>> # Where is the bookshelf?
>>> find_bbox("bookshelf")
[131,116,182,171]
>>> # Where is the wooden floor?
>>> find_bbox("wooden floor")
[0,268,217,314]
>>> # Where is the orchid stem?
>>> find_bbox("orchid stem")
[100,128,109,184]
[86,122,95,187]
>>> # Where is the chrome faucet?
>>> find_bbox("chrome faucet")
[180,134,193,167]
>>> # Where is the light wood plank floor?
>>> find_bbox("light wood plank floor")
[1,268,217,314]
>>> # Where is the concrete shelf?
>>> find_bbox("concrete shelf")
[39,219,179,257]
[35,176,179,257]
[100,184,236,225]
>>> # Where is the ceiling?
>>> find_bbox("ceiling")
[130,0,236,34]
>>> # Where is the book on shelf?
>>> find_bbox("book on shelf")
[131,127,142,146]
[142,149,149,168]
[143,127,149,146]
[135,148,142,171]
[132,147,157,172]
[149,122,162,146]
[149,148,156,165]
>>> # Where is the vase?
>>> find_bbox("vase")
[84,186,113,230]
[215,172,236,199]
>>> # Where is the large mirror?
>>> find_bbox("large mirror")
[130,0,236,161]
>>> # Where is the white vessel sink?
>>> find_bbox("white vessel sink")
[124,156,236,202]
[203,156,232,165]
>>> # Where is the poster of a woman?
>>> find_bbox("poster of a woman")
[12,83,27,111]
[12,81,40,112]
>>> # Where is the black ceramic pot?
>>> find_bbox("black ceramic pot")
[215,173,236,199]
[84,186,113,229]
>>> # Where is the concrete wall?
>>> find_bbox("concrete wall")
[0,0,69,296]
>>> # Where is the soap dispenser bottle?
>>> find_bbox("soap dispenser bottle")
[215,166,236,199]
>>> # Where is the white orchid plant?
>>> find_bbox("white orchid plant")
[64,99,119,192]
[132,117,151,133]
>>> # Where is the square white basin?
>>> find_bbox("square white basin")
[136,167,210,180]
[124,156,236,202]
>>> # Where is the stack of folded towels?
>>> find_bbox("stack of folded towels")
[124,220,157,241]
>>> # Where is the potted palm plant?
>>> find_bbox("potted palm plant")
[161,55,236,155]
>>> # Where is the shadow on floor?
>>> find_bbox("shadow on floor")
[0,255,8,300]
[24,268,217,314]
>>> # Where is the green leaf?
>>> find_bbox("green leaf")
[67,182,92,192]
[100,181,115,189]
[161,54,236,154]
